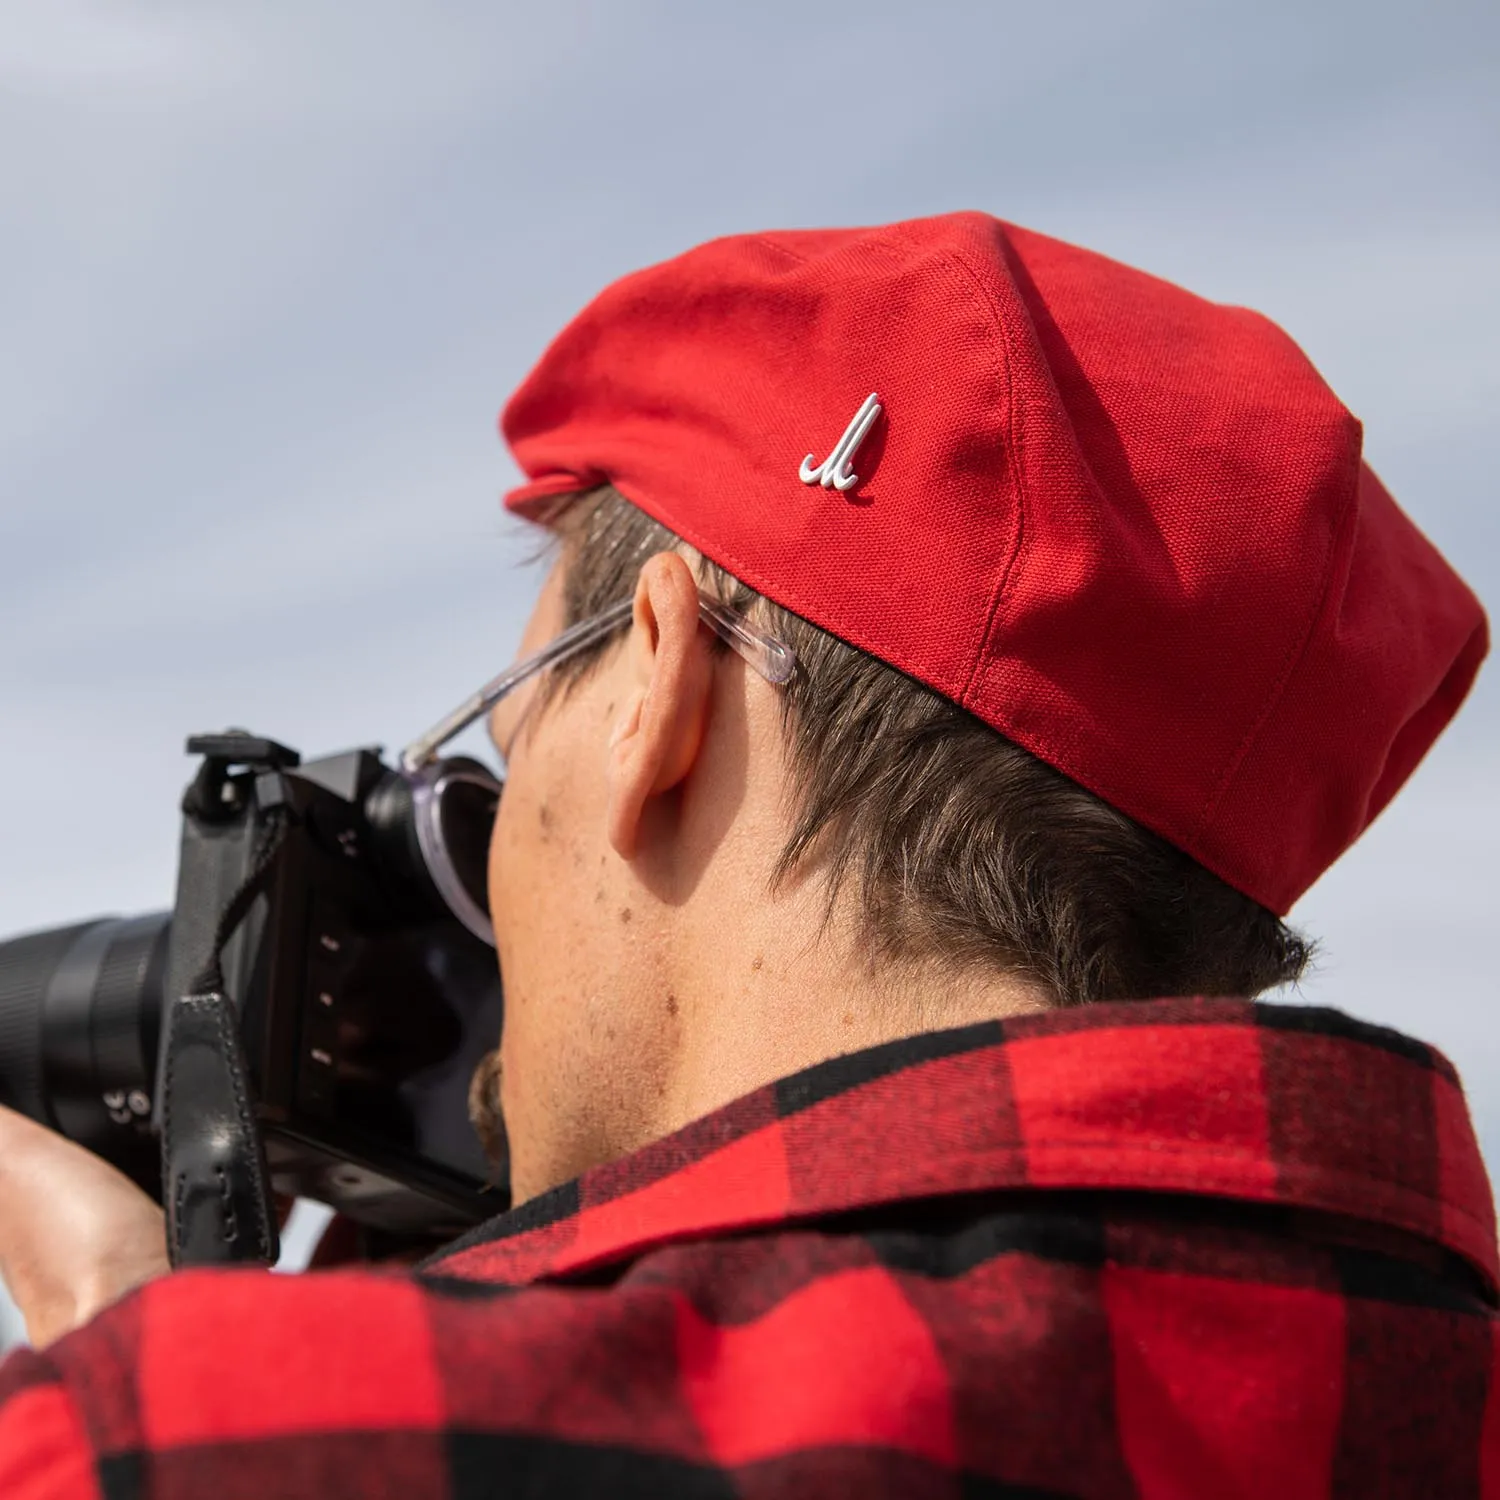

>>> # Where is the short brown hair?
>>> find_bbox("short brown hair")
[546,485,1311,1007]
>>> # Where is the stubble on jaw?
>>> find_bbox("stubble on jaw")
[467,1048,507,1174]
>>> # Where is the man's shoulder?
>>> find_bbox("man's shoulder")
[5,997,1497,1498]
[6,1179,1499,1499]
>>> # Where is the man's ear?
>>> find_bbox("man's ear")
[605,552,714,859]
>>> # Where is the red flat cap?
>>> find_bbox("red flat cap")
[502,213,1488,914]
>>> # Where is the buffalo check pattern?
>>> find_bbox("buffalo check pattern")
[2,997,1498,1498]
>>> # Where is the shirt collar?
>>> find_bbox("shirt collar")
[429,997,1497,1295]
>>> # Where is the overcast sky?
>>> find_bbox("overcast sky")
[0,1,1495,1343]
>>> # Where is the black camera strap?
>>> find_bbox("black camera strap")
[160,793,290,1270]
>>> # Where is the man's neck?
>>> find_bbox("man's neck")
[662,900,1052,1141]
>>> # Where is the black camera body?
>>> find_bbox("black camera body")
[0,732,507,1247]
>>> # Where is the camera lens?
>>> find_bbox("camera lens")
[0,920,98,1124]
[0,914,169,1185]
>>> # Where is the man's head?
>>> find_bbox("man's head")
[481,214,1487,1205]
[485,486,1310,1203]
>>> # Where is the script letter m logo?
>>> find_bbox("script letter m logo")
[799,393,882,493]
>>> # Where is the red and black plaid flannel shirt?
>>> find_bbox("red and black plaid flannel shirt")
[2,996,1496,1498]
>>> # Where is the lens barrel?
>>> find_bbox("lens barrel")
[0,921,99,1124]
[0,916,169,1163]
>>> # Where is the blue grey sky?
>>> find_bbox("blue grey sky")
[0,2,1496,1341]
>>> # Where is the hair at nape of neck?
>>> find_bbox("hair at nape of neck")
[548,485,1312,1009]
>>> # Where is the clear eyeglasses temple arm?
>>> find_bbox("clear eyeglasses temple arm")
[696,595,796,687]
[400,592,795,773]
[399,600,633,773]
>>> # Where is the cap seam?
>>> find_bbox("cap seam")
[912,238,1221,877]
[885,227,1025,706]
[606,476,848,643]
[744,232,812,266]
[1194,442,1363,844]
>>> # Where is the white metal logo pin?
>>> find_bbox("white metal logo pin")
[799,392,882,493]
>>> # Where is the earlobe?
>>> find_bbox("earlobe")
[605,554,713,859]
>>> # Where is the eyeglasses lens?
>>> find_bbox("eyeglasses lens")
[435,775,500,919]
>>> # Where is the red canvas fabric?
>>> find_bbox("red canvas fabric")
[2,998,1496,1498]
[502,213,1489,913]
